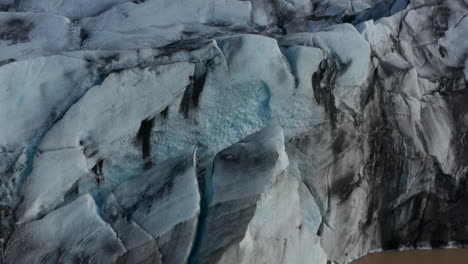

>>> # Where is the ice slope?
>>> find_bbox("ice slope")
[218,174,327,264]
[0,55,100,150]
[107,151,200,264]
[5,194,125,264]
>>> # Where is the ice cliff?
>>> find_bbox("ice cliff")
[0,0,467,263]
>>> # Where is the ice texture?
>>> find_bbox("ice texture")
[5,194,125,264]
[1,0,467,263]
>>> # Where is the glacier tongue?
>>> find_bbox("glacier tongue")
[1,0,468,263]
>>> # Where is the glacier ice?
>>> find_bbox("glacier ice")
[16,62,194,224]
[107,151,200,264]
[5,194,125,264]
[0,0,468,263]
[193,126,289,263]
[0,12,80,61]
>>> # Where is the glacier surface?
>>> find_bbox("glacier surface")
[0,0,467,263]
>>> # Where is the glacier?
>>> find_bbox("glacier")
[0,0,467,263]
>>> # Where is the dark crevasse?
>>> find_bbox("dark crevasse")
[187,165,213,264]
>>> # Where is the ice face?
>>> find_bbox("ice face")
[1,0,468,263]
[192,126,290,264]
[5,194,126,264]
[17,62,194,223]
[108,151,200,264]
